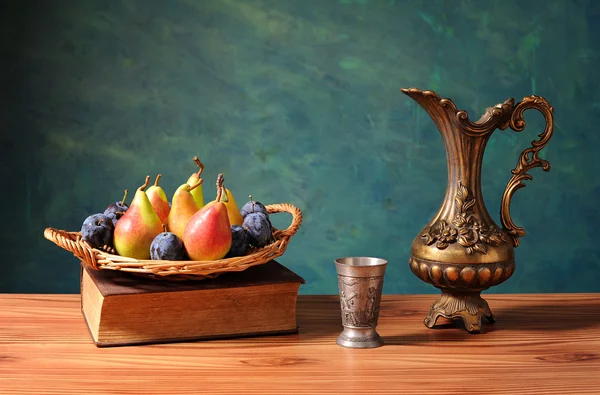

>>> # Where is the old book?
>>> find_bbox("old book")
[80,261,305,347]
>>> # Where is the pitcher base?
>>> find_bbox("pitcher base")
[424,290,495,334]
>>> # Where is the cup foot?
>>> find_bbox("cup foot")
[336,327,383,348]
[424,290,495,334]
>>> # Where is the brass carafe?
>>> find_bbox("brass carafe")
[403,88,554,333]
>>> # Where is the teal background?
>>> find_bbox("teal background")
[1,0,599,294]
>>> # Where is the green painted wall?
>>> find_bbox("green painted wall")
[2,0,599,294]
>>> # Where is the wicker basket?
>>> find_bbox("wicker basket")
[44,203,302,281]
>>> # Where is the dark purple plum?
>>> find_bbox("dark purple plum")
[104,201,129,216]
[242,212,272,248]
[104,190,129,226]
[226,225,249,258]
[81,213,114,248]
[104,210,126,227]
[240,196,268,218]
[150,232,187,260]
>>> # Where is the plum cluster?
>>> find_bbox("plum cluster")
[80,197,129,248]
[226,197,273,258]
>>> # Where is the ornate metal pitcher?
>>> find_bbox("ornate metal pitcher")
[403,88,554,333]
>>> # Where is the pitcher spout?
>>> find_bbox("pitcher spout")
[401,88,515,136]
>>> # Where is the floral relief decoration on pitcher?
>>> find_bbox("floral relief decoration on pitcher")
[421,183,507,255]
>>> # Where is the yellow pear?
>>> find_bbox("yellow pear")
[167,180,202,238]
[223,187,243,226]
[186,156,205,208]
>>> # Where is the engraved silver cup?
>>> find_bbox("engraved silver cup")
[335,257,388,348]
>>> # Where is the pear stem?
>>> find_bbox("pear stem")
[193,156,205,177]
[139,176,150,192]
[154,174,162,187]
[119,189,128,208]
[189,179,203,191]
[216,173,224,201]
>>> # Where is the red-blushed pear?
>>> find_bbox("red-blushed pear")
[186,156,205,209]
[113,176,163,259]
[146,174,170,224]
[166,179,203,238]
[183,173,232,261]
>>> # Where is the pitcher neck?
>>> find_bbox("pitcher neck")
[436,129,493,225]
[401,88,517,226]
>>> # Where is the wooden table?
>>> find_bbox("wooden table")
[1,294,599,394]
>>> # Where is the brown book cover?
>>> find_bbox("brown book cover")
[80,261,305,347]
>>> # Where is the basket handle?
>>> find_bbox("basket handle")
[44,227,101,269]
[266,203,303,238]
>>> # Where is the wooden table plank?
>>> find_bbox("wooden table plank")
[1,294,599,394]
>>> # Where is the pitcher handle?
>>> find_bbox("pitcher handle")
[500,95,554,247]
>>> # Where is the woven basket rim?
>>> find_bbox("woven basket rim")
[44,202,302,280]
